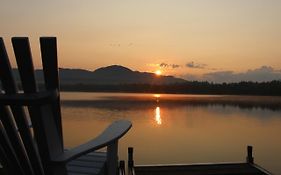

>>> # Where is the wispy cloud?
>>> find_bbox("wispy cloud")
[159,62,180,69]
[159,63,169,67]
[186,61,207,69]
[182,66,281,83]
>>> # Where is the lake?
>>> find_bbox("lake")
[60,92,281,174]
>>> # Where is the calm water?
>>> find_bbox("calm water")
[60,92,281,174]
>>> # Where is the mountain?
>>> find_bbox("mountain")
[58,65,186,84]
[13,65,186,85]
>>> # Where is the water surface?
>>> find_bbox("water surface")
[61,92,281,174]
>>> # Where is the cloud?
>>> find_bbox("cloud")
[171,64,180,68]
[202,71,238,82]
[160,63,169,67]
[159,62,180,69]
[186,61,207,69]
[182,66,281,83]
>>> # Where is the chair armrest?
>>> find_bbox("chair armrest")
[52,120,132,163]
[0,90,58,105]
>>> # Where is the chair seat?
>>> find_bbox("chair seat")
[67,152,106,175]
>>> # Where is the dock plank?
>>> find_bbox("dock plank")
[134,163,269,175]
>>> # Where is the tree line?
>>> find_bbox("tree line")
[58,80,281,96]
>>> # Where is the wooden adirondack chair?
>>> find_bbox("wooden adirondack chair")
[0,37,132,175]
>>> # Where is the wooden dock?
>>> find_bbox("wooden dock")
[131,163,270,175]
[119,146,272,175]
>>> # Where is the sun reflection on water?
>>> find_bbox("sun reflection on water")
[153,94,161,103]
[155,107,162,125]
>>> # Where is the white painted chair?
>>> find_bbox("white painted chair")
[0,37,132,175]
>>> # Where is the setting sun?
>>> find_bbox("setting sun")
[155,70,162,76]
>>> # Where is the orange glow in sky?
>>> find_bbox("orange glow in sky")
[2,1,281,82]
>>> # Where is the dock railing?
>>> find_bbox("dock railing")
[126,146,272,175]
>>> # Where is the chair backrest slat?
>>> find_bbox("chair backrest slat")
[0,38,17,93]
[12,38,63,174]
[0,38,36,175]
[12,38,37,92]
[40,37,59,90]
[12,39,49,175]
[12,37,50,172]
[0,112,25,175]
[0,105,32,174]
[40,37,64,148]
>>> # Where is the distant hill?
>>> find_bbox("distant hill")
[59,65,186,84]
[9,66,281,95]
[13,65,187,85]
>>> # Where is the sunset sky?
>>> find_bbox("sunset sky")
[1,0,281,82]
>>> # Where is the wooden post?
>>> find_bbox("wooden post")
[119,160,125,175]
[247,145,254,163]
[128,147,134,168]
[128,147,135,175]
[107,141,118,175]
